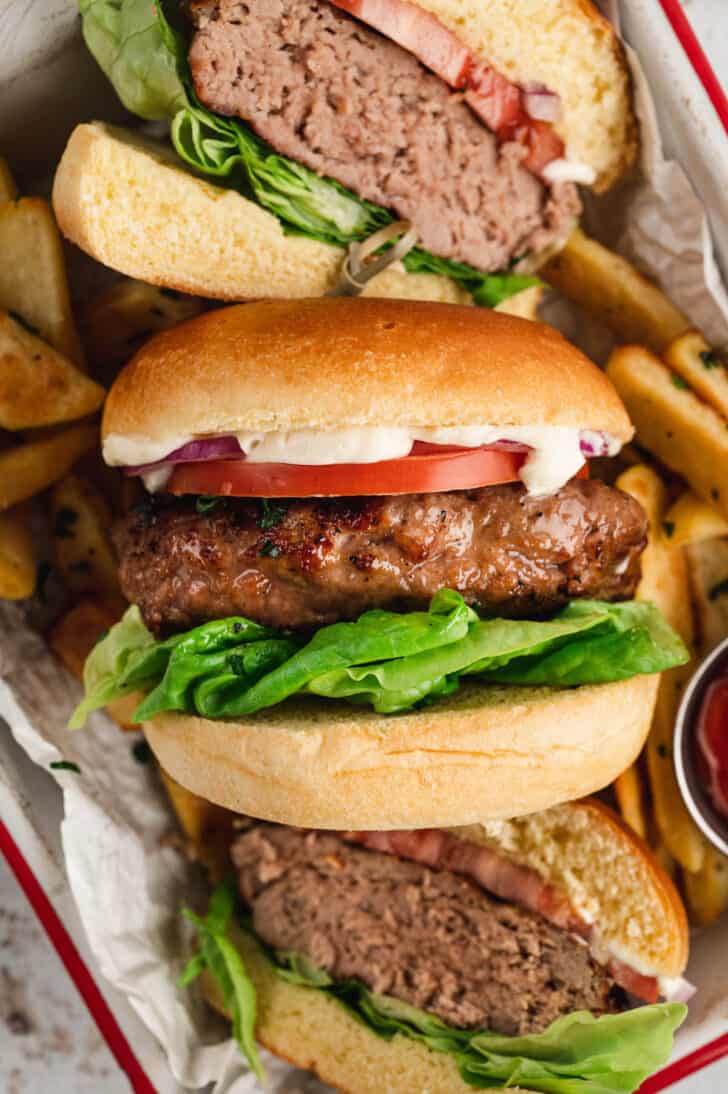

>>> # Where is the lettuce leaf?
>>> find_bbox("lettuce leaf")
[70,593,688,727]
[180,879,264,1083]
[184,882,686,1094]
[78,0,540,308]
[79,0,186,119]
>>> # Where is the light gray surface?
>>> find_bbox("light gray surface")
[1,2,727,1092]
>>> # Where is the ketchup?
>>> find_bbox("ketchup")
[696,674,728,820]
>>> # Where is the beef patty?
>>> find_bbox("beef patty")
[187,0,580,272]
[232,824,625,1035]
[115,479,647,634]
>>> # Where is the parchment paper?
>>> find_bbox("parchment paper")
[1,4,728,1091]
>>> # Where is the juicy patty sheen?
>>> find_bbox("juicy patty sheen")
[232,824,626,1035]
[115,480,647,634]
[187,0,580,271]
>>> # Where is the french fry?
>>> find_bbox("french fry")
[0,158,17,205]
[613,764,648,840]
[663,491,728,549]
[0,424,97,511]
[494,284,543,322]
[683,844,728,926]
[49,598,119,680]
[81,279,206,382]
[0,197,84,367]
[106,692,142,732]
[0,504,35,599]
[50,473,121,603]
[617,465,705,873]
[685,539,728,655]
[0,311,104,430]
[653,845,676,880]
[608,346,728,521]
[663,331,728,421]
[616,465,694,641]
[159,768,234,879]
[541,229,691,352]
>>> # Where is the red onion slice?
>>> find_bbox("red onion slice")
[521,81,563,123]
[125,435,242,475]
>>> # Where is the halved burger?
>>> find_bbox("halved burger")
[180,797,690,1093]
[54,0,635,303]
[72,298,687,828]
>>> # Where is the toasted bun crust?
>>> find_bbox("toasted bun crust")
[143,674,658,830]
[203,925,539,1094]
[201,798,686,1090]
[413,0,636,192]
[102,298,633,446]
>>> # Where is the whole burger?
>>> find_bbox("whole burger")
[55,0,635,303]
[73,299,687,828]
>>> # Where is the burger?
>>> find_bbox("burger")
[72,298,687,827]
[178,796,691,1092]
[54,0,635,304]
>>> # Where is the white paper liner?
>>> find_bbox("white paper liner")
[1,4,728,1091]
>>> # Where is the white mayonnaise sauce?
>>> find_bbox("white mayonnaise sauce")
[104,425,622,497]
[542,158,597,186]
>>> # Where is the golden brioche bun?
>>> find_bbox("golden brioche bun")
[199,798,686,1092]
[143,674,658,830]
[102,298,633,451]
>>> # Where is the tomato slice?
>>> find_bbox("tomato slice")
[169,446,529,498]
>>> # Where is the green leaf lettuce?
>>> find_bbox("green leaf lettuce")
[71,592,688,728]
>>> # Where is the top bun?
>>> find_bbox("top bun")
[102,299,633,451]
[413,0,636,192]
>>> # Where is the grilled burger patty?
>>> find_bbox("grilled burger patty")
[187,0,580,272]
[232,824,626,1035]
[115,480,647,634]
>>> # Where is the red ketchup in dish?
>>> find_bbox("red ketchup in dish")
[696,674,728,820]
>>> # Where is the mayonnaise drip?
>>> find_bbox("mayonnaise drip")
[104,425,622,497]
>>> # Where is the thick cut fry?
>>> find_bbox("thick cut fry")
[0,312,104,430]
[608,346,728,521]
[617,465,705,873]
[0,504,35,599]
[0,159,17,205]
[541,229,690,352]
[664,331,728,421]
[646,672,705,873]
[0,425,97,511]
[159,768,234,879]
[106,691,142,732]
[685,539,728,656]
[613,765,647,839]
[663,491,728,549]
[616,465,694,642]
[0,198,84,367]
[683,844,728,926]
[50,474,121,603]
[81,279,206,383]
[49,598,119,680]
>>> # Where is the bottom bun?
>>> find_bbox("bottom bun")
[204,924,539,1094]
[52,123,542,319]
[144,674,658,829]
